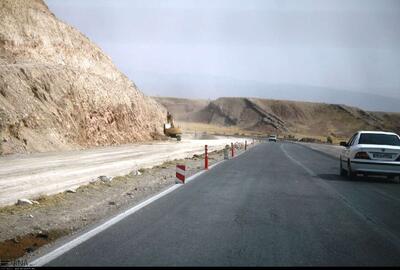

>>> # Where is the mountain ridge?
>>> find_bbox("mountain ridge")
[154,96,400,138]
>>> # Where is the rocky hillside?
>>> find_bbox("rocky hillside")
[0,0,166,155]
[152,97,210,122]
[156,97,400,138]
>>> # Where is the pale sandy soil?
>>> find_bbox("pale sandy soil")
[0,135,249,206]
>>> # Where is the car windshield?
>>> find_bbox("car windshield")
[358,134,400,146]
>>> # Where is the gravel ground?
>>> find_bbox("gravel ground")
[0,136,248,206]
[0,143,252,262]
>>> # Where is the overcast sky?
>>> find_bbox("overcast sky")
[46,0,400,108]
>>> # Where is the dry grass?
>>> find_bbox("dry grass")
[179,121,262,137]
[282,132,347,145]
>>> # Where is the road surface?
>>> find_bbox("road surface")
[44,142,400,266]
[0,136,247,206]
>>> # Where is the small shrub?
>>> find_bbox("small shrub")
[299,137,322,143]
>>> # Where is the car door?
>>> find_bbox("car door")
[343,133,358,161]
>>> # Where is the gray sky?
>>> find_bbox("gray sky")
[46,0,400,111]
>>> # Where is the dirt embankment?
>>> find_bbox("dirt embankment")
[0,136,248,207]
[0,0,166,155]
[156,97,400,139]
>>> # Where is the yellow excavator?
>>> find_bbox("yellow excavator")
[163,111,182,141]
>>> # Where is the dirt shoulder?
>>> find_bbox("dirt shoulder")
[0,143,253,263]
[0,136,248,207]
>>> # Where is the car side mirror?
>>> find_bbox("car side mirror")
[340,141,348,147]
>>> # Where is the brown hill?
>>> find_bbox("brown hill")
[152,97,210,122]
[0,0,166,155]
[155,96,400,139]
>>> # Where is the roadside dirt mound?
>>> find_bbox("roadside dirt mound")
[156,96,400,138]
[0,0,165,155]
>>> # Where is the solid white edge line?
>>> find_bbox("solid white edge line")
[29,145,255,266]
[29,183,182,266]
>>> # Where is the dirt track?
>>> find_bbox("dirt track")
[0,136,248,206]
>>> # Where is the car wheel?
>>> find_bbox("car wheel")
[347,160,357,180]
[339,158,346,177]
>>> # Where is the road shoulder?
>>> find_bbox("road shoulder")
[293,141,343,160]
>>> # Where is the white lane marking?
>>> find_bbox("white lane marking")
[280,143,400,250]
[284,143,400,203]
[370,187,400,204]
[29,184,182,266]
[29,147,252,266]
[185,160,223,184]
[280,144,317,177]
[282,142,400,207]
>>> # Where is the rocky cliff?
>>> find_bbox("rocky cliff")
[0,0,166,155]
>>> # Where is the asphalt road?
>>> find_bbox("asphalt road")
[46,142,400,266]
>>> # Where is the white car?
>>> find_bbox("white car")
[268,135,277,142]
[340,131,400,179]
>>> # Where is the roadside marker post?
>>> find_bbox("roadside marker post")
[176,165,186,184]
[224,145,229,160]
[231,142,234,157]
[31,141,257,266]
[205,145,209,170]
[245,140,247,151]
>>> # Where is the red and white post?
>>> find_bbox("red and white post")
[176,165,186,184]
[205,145,208,170]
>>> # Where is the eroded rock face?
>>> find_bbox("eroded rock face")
[0,0,166,154]
[156,96,400,137]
